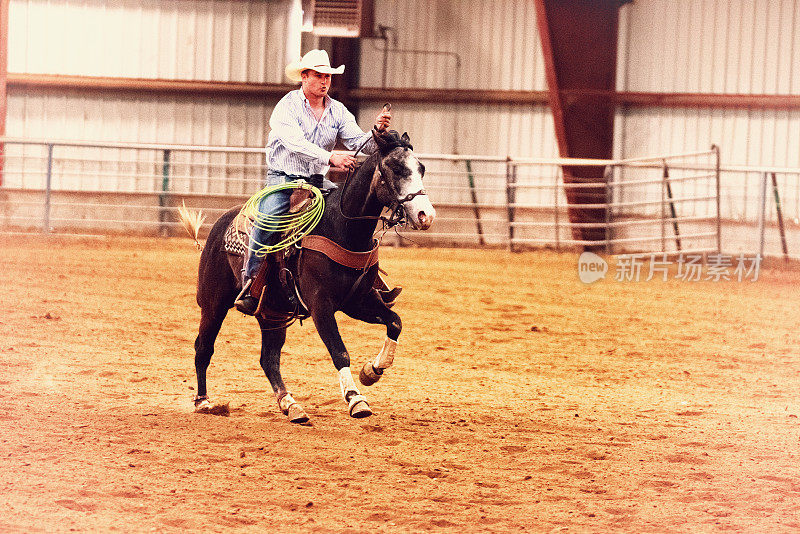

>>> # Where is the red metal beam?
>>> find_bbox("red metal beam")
[534,0,568,157]
[330,37,362,114]
[534,0,620,247]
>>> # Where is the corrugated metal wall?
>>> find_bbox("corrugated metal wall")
[620,0,799,95]
[616,0,800,168]
[9,0,292,82]
[6,0,294,150]
[355,0,555,160]
[8,89,274,146]
[359,0,545,91]
[5,0,296,189]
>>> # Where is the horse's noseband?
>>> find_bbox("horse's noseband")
[398,190,427,204]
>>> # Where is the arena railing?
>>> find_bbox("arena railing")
[412,148,722,256]
[0,137,797,259]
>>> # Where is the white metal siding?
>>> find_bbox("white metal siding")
[617,0,800,170]
[356,0,558,164]
[619,0,799,95]
[358,101,557,158]
[7,89,275,146]
[8,0,293,83]
[5,89,276,192]
[358,0,546,91]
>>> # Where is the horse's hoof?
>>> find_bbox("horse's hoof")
[278,393,309,423]
[348,395,373,418]
[287,404,310,424]
[359,362,383,386]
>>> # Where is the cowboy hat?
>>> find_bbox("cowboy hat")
[285,49,345,82]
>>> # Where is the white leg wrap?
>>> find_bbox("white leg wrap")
[373,337,398,370]
[338,367,361,400]
[278,393,298,413]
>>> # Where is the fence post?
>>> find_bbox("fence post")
[712,144,721,254]
[505,157,516,252]
[660,159,666,253]
[604,166,612,255]
[465,159,485,246]
[770,172,789,261]
[159,149,171,236]
[43,143,53,233]
[663,163,682,251]
[554,168,560,252]
[757,171,768,258]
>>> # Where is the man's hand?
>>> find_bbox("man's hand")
[375,107,391,132]
[330,152,356,170]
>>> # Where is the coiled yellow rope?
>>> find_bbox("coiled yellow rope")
[241,180,325,257]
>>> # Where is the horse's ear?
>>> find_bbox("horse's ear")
[401,132,413,150]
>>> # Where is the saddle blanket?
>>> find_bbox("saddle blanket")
[223,210,252,257]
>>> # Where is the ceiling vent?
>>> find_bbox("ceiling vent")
[303,0,374,38]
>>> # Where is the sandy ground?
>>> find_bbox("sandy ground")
[1,234,800,533]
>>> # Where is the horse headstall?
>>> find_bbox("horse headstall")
[338,144,427,228]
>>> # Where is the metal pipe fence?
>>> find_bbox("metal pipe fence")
[1,137,798,259]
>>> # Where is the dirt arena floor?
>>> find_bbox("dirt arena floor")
[2,234,800,533]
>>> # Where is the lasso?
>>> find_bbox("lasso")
[241,181,324,257]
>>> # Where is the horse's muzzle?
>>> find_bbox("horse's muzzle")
[416,211,434,230]
[404,194,435,230]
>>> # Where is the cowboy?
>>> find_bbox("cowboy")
[235,49,398,315]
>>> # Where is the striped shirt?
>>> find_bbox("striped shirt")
[266,89,376,176]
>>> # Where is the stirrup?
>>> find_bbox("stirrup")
[278,268,299,311]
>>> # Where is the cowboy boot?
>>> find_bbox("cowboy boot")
[234,277,259,315]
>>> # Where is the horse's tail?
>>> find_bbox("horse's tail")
[178,201,206,251]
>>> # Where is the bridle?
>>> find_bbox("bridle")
[338,137,426,228]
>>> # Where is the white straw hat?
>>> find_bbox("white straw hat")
[285,49,345,82]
